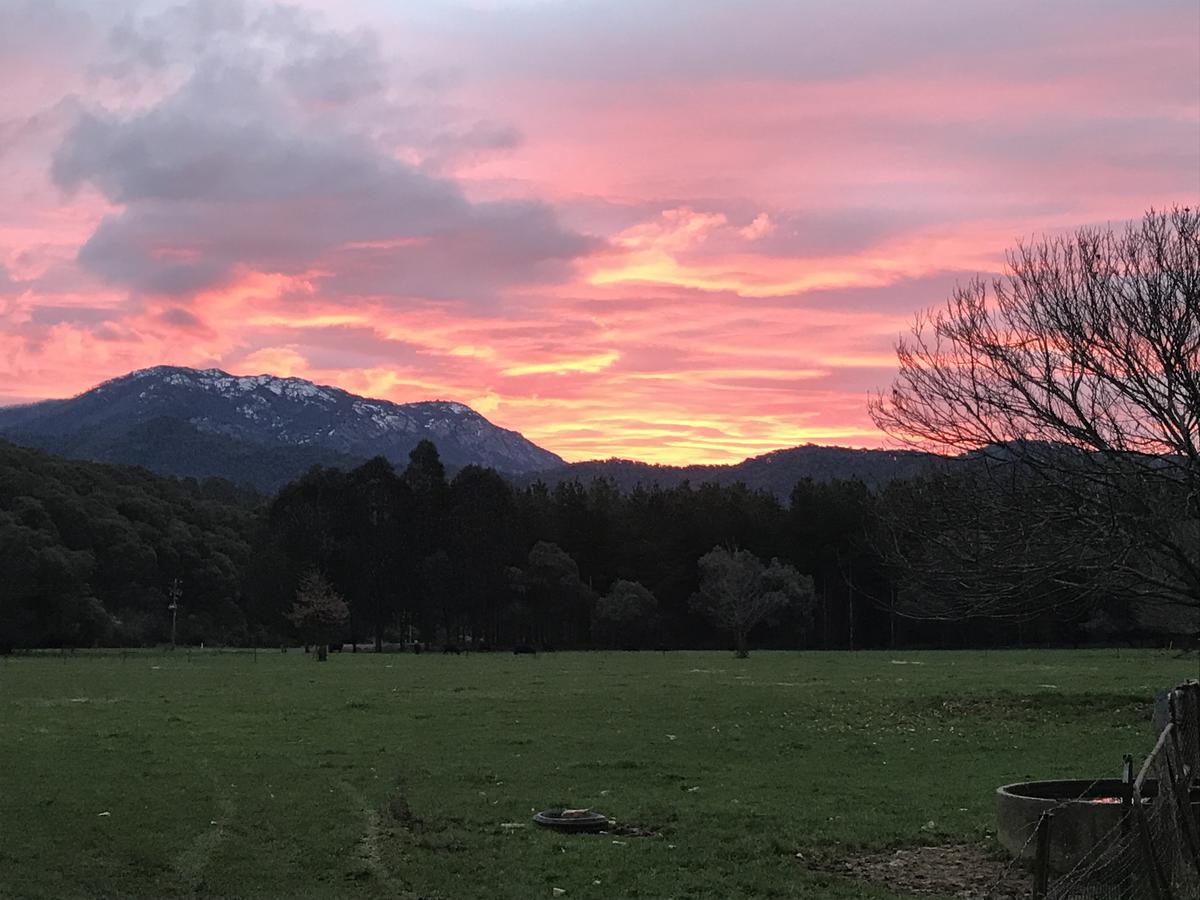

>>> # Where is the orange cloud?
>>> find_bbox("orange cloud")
[502,351,620,377]
[1,0,1195,466]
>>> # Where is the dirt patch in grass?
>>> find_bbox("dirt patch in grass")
[385,789,420,828]
[603,821,661,838]
[805,842,1030,899]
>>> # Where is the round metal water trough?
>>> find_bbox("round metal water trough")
[533,808,611,832]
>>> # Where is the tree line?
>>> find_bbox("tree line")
[4,435,1173,655]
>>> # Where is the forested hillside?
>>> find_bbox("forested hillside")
[0,440,258,650]
[0,438,1165,654]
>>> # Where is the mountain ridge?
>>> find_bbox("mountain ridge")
[0,366,563,489]
[520,443,936,498]
[0,366,938,495]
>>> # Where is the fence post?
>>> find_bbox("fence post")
[1033,811,1054,900]
[1134,795,1171,900]
[1163,706,1200,874]
[1170,687,1199,775]
[1122,753,1135,836]
[1171,696,1190,768]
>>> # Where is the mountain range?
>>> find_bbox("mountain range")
[0,366,561,490]
[0,366,936,494]
[516,446,934,496]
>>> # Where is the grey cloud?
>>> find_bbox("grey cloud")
[51,2,597,301]
[320,198,596,300]
[0,0,96,59]
[159,306,203,328]
[103,0,247,69]
[102,1,386,111]
[278,28,385,108]
[28,304,114,325]
[422,121,523,173]
[283,326,425,371]
[93,323,132,342]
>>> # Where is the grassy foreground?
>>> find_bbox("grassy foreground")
[1,649,1195,899]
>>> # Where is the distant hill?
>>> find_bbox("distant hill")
[518,444,937,498]
[0,366,563,491]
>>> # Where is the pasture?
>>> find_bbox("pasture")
[1,649,1194,899]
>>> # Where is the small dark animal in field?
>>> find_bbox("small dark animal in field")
[513,645,537,655]
[412,642,424,654]
[442,644,461,655]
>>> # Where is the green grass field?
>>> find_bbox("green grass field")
[2,649,1195,899]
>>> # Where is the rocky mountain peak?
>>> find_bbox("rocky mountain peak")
[0,366,564,488]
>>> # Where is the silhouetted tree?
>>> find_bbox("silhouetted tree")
[871,207,1199,625]
[449,465,520,643]
[594,579,658,648]
[509,541,593,646]
[346,457,409,651]
[404,440,447,497]
[287,571,349,661]
[691,546,814,657]
[404,441,448,638]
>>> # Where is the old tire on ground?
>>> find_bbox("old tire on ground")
[533,809,611,832]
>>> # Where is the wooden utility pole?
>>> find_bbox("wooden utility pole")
[168,579,181,651]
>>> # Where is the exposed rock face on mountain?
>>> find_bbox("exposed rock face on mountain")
[518,444,937,498]
[0,366,563,489]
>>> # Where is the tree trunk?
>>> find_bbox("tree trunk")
[822,578,829,649]
[317,644,328,662]
[846,558,855,650]
[889,587,897,649]
[734,629,749,659]
[374,587,385,653]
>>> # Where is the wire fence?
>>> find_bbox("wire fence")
[1038,680,1200,900]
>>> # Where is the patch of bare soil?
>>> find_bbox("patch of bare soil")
[602,822,661,838]
[804,842,1030,899]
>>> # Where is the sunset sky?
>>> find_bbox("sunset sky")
[1,0,1197,464]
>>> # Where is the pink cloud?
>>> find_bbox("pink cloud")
[0,0,1196,465]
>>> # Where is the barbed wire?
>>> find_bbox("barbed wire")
[1035,681,1200,900]
[984,774,1114,899]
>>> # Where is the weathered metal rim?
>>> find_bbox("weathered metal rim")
[533,809,612,832]
[996,778,1130,803]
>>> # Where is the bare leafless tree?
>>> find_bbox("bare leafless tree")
[870,207,1199,626]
